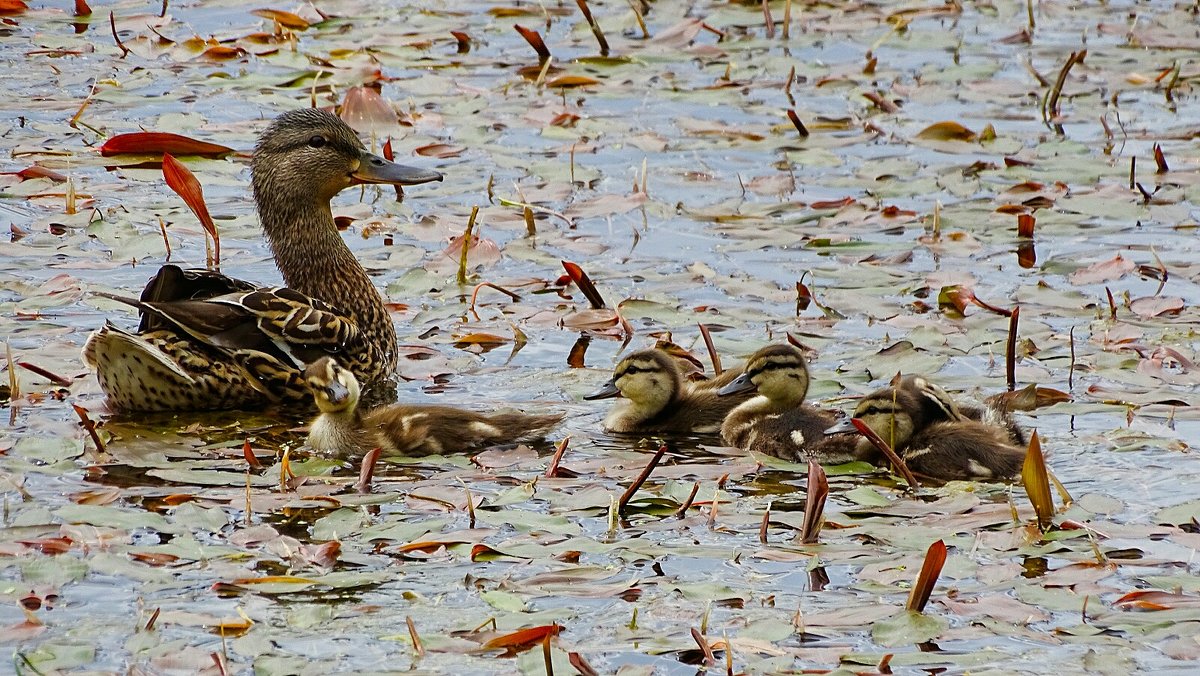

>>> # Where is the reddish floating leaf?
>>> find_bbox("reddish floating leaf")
[513,24,551,59]
[0,0,28,15]
[546,75,601,88]
[99,132,234,158]
[906,539,947,612]
[561,260,608,309]
[916,120,976,141]
[250,8,310,30]
[481,623,562,651]
[162,153,220,268]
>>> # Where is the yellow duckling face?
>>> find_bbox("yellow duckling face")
[717,344,810,405]
[253,108,442,205]
[584,349,680,408]
[303,356,361,414]
[826,375,953,448]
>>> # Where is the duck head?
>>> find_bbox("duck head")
[584,349,683,410]
[717,344,811,406]
[252,108,442,209]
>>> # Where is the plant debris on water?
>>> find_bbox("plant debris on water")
[2,1,1200,673]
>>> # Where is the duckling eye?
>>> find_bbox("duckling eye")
[307,135,327,149]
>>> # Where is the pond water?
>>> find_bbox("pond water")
[2,0,1199,673]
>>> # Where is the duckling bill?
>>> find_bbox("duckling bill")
[827,375,1027,481]
[305,357,563,456]
[584,348,750,434]
[717,344,861,464]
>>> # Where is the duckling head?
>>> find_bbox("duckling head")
[304,356,361,415]
[252,108,442,217]
[717,344,811,407]
[825,375,956,448]
[583,349,682,411]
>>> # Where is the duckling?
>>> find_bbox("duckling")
[583,348,751,434]
[304,357,563,456]
[716,344,862,464]
[826,375,1026,481]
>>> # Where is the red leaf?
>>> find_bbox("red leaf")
[74,0,90,16]
[513,24,550,59]
[99,132,234,158]
[906,539,947,612]
[162,153,220,268]
[0,0,28,15]
[561,260,607,309]
[481,624,562,650]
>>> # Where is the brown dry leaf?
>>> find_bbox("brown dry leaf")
[650,18,704,48]
[341,86,396,133]
[1130,296,1184,318]
[561,307,621,331]
[414,143,466,158]
[250,8,310,29]
[1069,254,1136,285]
[546,75,601,88]
[915,121,976,141]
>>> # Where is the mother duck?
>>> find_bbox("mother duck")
[83,108,442,411]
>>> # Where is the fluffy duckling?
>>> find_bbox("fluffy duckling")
[584,349,751,434]
[717,344,861,463]
[826,375,1026,481]
[304,357,563,456]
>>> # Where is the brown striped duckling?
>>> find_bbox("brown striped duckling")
[584,348,751,434]
[826,375,1026,481]
[717,344,862,463]
[304,357,563,455]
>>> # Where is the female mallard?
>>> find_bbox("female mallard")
[304,357,563,455]
[717,344,861,463]
[826,375,1027,481]
[83,108,442,412]
[583,348,751,434]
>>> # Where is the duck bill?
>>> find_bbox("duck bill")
[324,381,351,406]
[717,372,756,397]
[351,150,443,186]
[583,379,621,401]
[825,418,860,435]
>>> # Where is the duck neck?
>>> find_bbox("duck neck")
[257,197,398,379]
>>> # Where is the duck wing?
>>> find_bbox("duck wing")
[99,286,361,372]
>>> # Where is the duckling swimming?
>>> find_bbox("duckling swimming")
[717,344,861,463]
[827,375,1026,481]
[584,348,750,434]
[304,357,563,456]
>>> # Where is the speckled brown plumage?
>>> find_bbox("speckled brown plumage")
[838,375,1027,481]
[583,348,752,434]
[718,344,861,463]
[83,109,441,412]
[304,357,563,456]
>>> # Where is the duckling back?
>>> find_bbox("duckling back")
[904,420,1026,481]
[365,406,564,455]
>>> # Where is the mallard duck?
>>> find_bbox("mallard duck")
[82,108,442,412]
[304,356,563,455]
[583,348,751,434]
[717,344,861,463]
[826,375,1027,481]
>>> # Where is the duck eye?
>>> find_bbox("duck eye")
[307,135,327,148]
